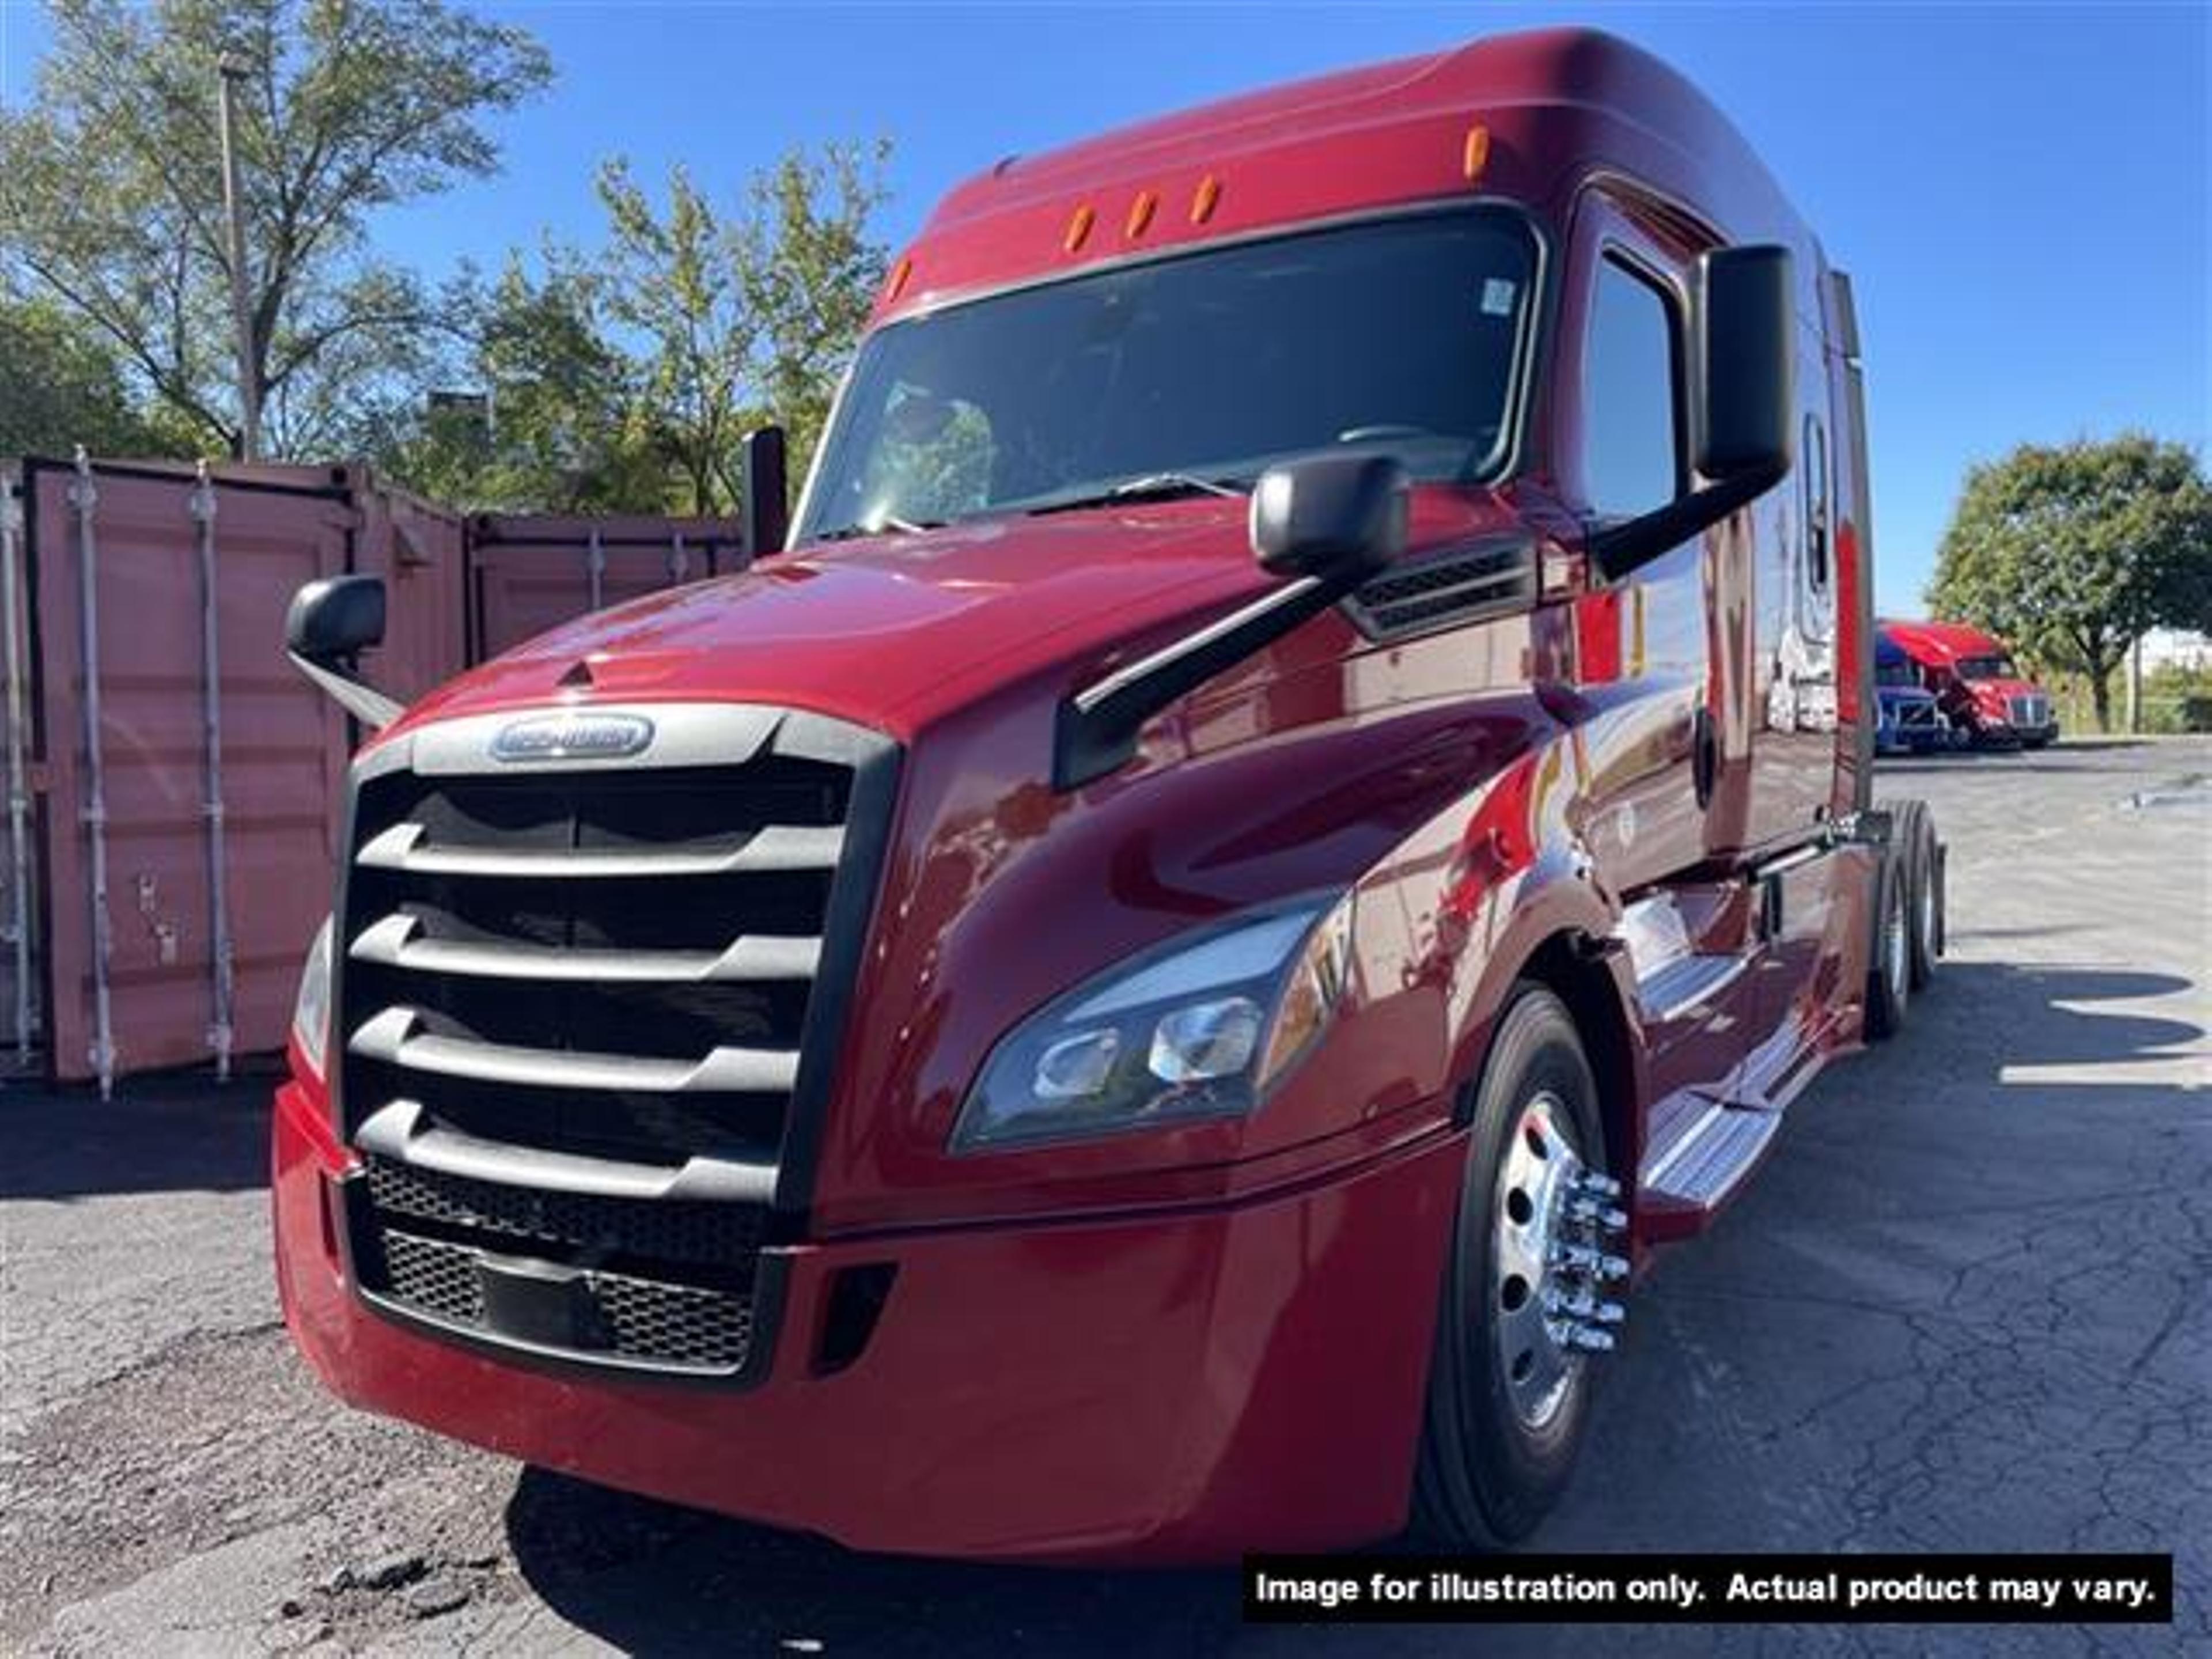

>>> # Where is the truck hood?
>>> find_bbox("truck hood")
[385,490,1522,743]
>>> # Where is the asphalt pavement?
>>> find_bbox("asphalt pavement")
[3,737,2206,1656]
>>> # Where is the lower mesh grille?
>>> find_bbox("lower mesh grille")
[381,1229,486,1325]
[364,1157,765,1275]
[373,1226,757,1373]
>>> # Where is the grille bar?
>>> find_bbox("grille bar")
[357,1101,778,1204]
[350,912,821,984]
[350,1006,801,1095]
[358,819,846,878]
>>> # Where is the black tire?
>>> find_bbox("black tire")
[1892,800,1942,989]
[1865,846,1911,1039]
[1414,985,1607,1547]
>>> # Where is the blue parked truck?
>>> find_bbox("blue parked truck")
[1874,633,1960,755]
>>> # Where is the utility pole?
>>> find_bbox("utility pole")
[215,54,260,462]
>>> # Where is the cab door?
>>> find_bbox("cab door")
[1555,188,1758,1112]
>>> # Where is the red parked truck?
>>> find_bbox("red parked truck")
[272,28,1946,1560]
[1880,617,2060,748]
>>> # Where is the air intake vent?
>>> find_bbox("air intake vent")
[1344,538,1535,640]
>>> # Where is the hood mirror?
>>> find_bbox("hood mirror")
[1055,453,1409,790]
[285,575,403,730]
[1249,452,1409,583]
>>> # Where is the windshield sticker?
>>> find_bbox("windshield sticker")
[1480,278,1518,316]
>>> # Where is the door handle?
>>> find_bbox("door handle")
[1691,705,1718,810]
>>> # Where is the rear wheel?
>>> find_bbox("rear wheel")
[1414,986,1616,1546]
[1893,800,1943,988]
[1865,846,1912,1039]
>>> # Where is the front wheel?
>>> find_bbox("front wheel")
[1414,986,1622,1546]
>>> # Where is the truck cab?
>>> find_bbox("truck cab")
[1881,618,2060,748]
[272,28,1942,1561]
[1874,631,1958,753]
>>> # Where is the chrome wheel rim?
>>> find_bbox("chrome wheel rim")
[1886,877,1910,1002]
[1917,861,1937,965]
[1493,1090,1587,1431]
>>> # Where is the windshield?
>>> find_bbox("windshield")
[1956,653,2020,681]
[797,209,1537,541]
[1875,660,1922,689]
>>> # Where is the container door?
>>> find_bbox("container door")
[29,460,355,1085]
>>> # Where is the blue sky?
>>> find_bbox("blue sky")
[2,2,2205,613]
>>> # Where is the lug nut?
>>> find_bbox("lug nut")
[1558,1324,1618,1354]
[1566,1198,1630,1232]
[1551,1242,1631,1281]
[1574,1171,1624,1200]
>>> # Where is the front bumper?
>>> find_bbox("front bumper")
[274,1080,1462,1562]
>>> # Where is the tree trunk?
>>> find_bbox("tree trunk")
[2090,668,2113,733]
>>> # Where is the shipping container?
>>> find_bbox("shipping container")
[0,452,749,1089]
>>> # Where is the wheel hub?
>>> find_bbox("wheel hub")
[1492,1093,1630,1430]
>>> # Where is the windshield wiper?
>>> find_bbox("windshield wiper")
[810,514,944,543]
[1027,472,1249,516]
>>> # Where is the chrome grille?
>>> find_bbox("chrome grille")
[2009,694,2048,729]
[336,703,896,1380]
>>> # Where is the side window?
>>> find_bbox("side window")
[1803,412,1831,590]
[1581,256,1680,520]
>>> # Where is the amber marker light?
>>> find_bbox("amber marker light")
[1190,174,1221,225]
[885,255,912,302]
[1064,203,1096,253]
[1463,123,1491,183]
[1125,189,1158,240]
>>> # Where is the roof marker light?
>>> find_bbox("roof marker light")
[1190,174,1221,225]
[1064,203,1096,253]
[1463,124,1491,183]
[885,255,912,302]
[1125,189,1158,240]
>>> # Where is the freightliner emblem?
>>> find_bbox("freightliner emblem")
[489,711,655,763]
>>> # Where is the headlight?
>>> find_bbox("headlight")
[950,893,1354,1153]
[292,916,334,1078]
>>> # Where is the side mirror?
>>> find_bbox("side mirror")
[1593,244,1795,581]
[285,574,402,730]
[286,574,386,666]
[743,425,789,558]
[1694,244,1794,480]
[1250,452,1409,582]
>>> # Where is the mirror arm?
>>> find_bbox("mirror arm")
[1053,571,1350,791]
[287,649,404,731]
[1588,457,1789,583]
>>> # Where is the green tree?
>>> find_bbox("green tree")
[0,287,181,457]
[594,142,890,514]
[596,159,759,514]
[1929,435,2212,730]
[0,0,550,457]
[746,141,892,478]
[380,251,662,511]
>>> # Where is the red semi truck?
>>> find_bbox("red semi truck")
[273,29,1946,1559]
[1880,617,2061,748]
